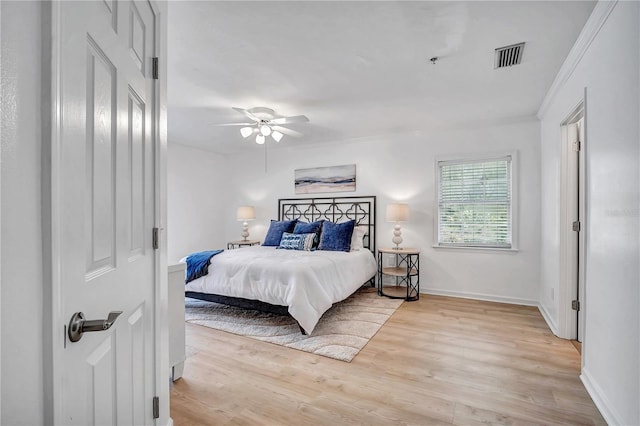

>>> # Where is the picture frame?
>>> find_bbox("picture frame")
[294,164,356,194]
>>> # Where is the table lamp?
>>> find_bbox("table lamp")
[236,206,256,241]
[386,203,409,249]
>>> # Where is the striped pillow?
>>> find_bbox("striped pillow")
[277,232,316,251]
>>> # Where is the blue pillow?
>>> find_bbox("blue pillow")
[293,220,324,247]
[263,219,298,246]
[318,220,356,252]
[277,232,316,251]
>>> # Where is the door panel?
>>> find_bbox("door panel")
[128,88,146,260]
[85,337,116,425]
[102,0,118,31]
[129,2,146,73]
[128,305,146,425]
[86,39,117,277]
[56,1,157,424]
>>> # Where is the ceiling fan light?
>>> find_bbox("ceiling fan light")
[240,127,253,138]
[272,131,283,142]
[259,124,272,136]
[256,134,266,145]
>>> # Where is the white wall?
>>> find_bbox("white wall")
[167,143,231,263]
[539,2,639,424]
[209,119,541,305]
[0,2,44,424]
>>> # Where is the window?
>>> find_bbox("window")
[437,155,513,248]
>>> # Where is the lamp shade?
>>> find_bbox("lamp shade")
[259,124,272,136]
[386,203,409,222]
[240,127,254,138]
[236,206,256,221]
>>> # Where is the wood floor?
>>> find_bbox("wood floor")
[170,295,605,425]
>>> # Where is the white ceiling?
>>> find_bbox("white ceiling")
[168,1,595,155]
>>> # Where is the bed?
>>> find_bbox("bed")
[184,196,377,334]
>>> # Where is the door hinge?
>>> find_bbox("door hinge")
[152,227,159,250]
[572,300,580,311]
[152,396,159,419]
[572,140,581,152]
[152,57,159,80]
[572,221,581,232]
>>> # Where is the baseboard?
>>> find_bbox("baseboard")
[581,368,624,425]
[421,288,537,306]
[165,419,173,426]
[537,302,559,336]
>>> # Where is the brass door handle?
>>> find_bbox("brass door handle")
[68,311,122,343]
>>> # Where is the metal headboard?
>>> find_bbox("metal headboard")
[278,196,376,254]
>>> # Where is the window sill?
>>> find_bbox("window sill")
[432,244,519,253]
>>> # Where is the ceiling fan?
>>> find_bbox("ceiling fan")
[216,107,309,144]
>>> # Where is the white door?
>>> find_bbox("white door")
[55,1,157,424]
[576,117,586,343]
[565,114,585,343]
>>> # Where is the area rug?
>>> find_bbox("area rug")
[184,288,403,362]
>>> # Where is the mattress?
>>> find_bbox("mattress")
[184,246,377,334]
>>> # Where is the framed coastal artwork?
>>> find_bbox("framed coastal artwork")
[294,164,356,194]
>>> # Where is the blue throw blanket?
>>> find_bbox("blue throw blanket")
[185,250,223,284]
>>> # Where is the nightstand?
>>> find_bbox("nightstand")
[378,247,420,301]
[227,240,260,249]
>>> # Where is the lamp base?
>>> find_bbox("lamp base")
[391,224,403,249]
[241,222,249,241]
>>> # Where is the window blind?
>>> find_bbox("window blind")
[438,156,512,248]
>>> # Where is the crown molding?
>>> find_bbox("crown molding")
[537,1,618,118]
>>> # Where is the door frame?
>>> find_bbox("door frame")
[44,1,169,424]
[149,1,170,424]
[559,91,587,349]
[0,3,3,422]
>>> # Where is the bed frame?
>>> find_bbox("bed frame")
[278,195,376,255]
[185,195,377,333]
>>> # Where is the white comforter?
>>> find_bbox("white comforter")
[184,246,377,334]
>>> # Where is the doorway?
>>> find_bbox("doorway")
[560,101,586,346]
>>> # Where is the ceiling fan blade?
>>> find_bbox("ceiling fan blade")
[247,107,275,117]
[213,122,255,126]
[270,115,309,125]
[272,125,303,138]
[232,107,260,122]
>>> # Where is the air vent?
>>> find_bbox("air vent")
[494,42,525,69]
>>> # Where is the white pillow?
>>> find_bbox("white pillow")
[350,226,368,251]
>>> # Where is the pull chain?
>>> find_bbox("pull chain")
[264,141,268,173]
